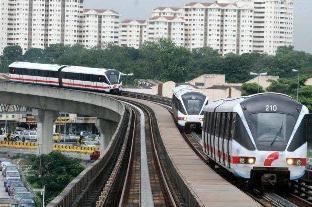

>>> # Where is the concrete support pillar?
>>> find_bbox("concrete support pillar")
[36,110,58,155]
[95,119,118,154]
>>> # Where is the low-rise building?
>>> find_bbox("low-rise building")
[305,77,312,86]
[187,74,226,88]
[245,75,279,90]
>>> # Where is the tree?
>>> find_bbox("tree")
[2,45,22,62]
[26,152,84,204]
[23,48,45,63]
[241,83,264,96]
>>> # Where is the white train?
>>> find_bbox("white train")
[202,93,309,187]
[172,85,208,133]
[8,62,122,94]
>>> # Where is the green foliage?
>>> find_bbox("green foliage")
[241,83,264,96]
[26,152,84,205]
[0,42,311,108]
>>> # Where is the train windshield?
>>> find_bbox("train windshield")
[106,70,120,84]
[182,93,206,115]
[250,113,296,151]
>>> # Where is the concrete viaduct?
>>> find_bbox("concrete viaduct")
[0,81,125,154]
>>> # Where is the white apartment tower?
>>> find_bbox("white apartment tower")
[184,1,254,55]
[252,0,294,55]
[0,0,8,53]
[152,7,184,18]
[80,9,119,49]
[120,20,147,49]
[147,16,185,47]
[0,0,84,53]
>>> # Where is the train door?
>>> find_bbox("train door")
[208,112,214,159]
[220,113,227,166]
[212,113,220,161]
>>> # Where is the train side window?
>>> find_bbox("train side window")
[234,115,256,150]
[287,121,305,152]
[220,113,225,139]
[230,113,236,139]
[215,113,220,137]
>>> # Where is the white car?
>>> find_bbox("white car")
[20,131,37,142]
[0,161,12,171]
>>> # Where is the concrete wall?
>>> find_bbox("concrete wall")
[246,75,279,90]
[161,81,176,98]
[187,74,225,89]
[305,78,312,86]
[198,87,241,101]
[0,81,124,122]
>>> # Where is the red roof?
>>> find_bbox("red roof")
[121,19,147,24]
[84,9,118,14]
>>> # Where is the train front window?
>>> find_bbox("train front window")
[182,93,205,115]
[250,113,296,151]
[106,71,119,84]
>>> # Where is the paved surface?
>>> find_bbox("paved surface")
[142,100,260,207]
[0,171,9,199]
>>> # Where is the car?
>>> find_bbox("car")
[12,131,23,141]
[14,192,35,206]
[4,172,21,190]
[53,133,62,143]
[9,186,28,197]
[0,161,12,171]
[2,164,18,177]
[17,198,35,207]
[7,180,25,196]
[20,131,37,142]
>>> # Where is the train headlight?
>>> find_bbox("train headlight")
[232,156,256,164]
[286,158,294,165]
[286,158,306,166]
[247,157,256,164]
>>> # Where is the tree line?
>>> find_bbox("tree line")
[0,39,311,109]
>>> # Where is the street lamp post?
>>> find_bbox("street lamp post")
[250,72,268,93]
[292,69,299,101]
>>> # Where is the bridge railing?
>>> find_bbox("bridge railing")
[47,107,132,207]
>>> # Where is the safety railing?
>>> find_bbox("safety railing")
[48,108,132,207]
[0,141,98,154]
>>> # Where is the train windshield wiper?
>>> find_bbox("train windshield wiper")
[270,123,283,146]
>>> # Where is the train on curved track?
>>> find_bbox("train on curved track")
[172,85,208,133]
[7,62,123,94]
[201,93,309,188]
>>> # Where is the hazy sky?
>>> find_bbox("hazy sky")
[84,0,312,53]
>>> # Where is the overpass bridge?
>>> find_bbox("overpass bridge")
[0,80,311,207]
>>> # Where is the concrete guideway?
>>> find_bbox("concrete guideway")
[0,81,125,155]
[135,98,260,207]
[123,101,154,207]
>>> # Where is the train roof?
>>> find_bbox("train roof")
[9,62,118,76]
[203,92,300,112]
[173,85,206,98]
[9,62,61,71]
[61,66,111,76]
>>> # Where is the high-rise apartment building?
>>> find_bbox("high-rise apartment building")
[0,0,294,55]
[152,7,184,18]
[120,20,147,49]
[147,16,185,47]
[0,0,8,53]
[79,9,119,49]
[252,0,294,55]
[184,1,254,55]
[0,0,84,53]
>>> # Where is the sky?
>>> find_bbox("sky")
[84,0,312,53]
